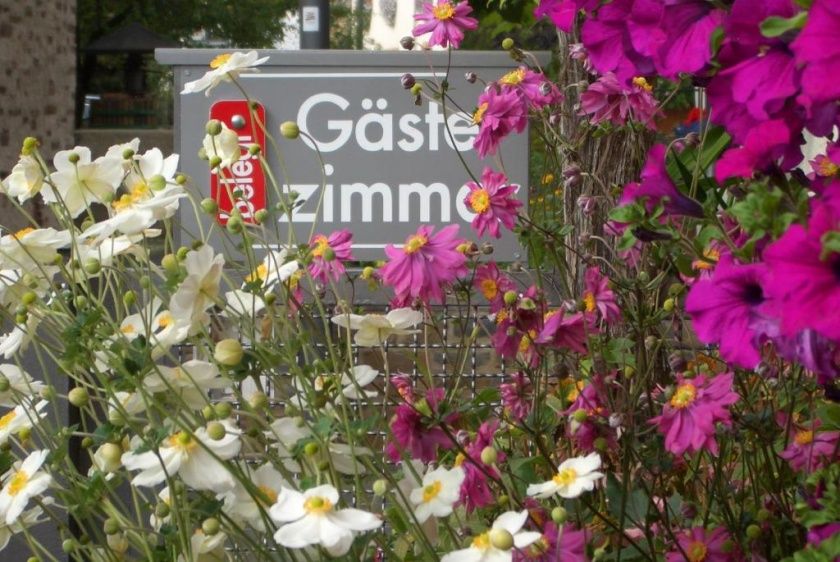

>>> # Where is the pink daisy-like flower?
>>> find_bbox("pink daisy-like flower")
[515,521,588,562]
[666,526,739,562]
[473,87,528,159]
[650,372,739,456]
[579,72,659,129]
[564,377,615,453]
[583,266,621,324]
[500,372,532,421]
[465,167,523,239]
[473,261,516,312]
[412,0,478,49]
[307,229,353,284]
[387,386,454,463]
[497,67,563,109]
[535,310,589,354]
[458,420,504,512]
[779,421,840,473]
[380,224,466,304]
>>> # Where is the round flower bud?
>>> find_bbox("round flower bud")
[756,509,771,522]
[489,528,514,551]
[410,83,422,96]
[21,291,37,307]
[264,293,277,306]
[317,459,331,471]
[202,518,221,536]
[22,137,39,152]
[206,421,226,441]
[746,524,761,540]
[214,402,233,419]
[103,518,121,535]
[62,539,77,554]
[122,148,135,160]
[465,72,477,83]
[280,121,300,139]
[208,155,222,169]
[176,246,190,261]
[497,494,509,506]
[226,216,243,234]
[108,409,127,426]
[623,365,635,378]
[503,291,518,306]
[161,253,179,274]
[360,266,375,280]
[321,247,336,262]
[401,73,416,90]
[247,143,261,156]
[200,197,219,214]
[122,290,137,308]
[551,506,567,524]
[139,275,151,289]
[480,446,497,465]
[593,437,608,451]
[175,173,188,185]
[501,37,515,50]
[205,119,223,136]
[372,479,388,496]
[400,36,415,50]
[149,174,167,191]
[14,312,27,324]
[304,442,319,456]
[83,258,101,275]
[638,271,650,283]
[662,298,675,312]
[73,295,88,309]
[100,442,123,466]
[68,387,89,407]
[67,152,81,164]
[572,409,588,423]
[254,209,269,224]
[18,427,31,441]
[155,502,171,518]
[215,338,244,366]
[249,391,269,410]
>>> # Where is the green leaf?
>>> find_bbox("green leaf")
[760,12,808,38]
[816,402,840,430]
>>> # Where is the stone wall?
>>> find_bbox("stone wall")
[0,0,76,230]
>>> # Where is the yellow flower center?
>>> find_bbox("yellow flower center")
[0,410,17,429]
[583,291,596,313]
[541,173,554,185]
[157,312,173,330]
[12,227,35,240]
[432,1,455,20]
[480,278,498,300]
[404,234,428,255]
[289,269,304,289]
[670,383,697,409]
[303,495,334,514]
[500,68,526,86]
[113,183,151,212]
[468,188,491,214]
[210,53,233,69]
[120,324,136,335]
[7,470,29,496]
[495,309,508,325]
[257,485,279,506]
[168,431,197,452]
[686,540,708,562]
[794,430,814,446]
[518,329,537,353]
[566,380,585,402]
[246,263,268,284]
[311,235,330,258]
[454,452,466,467]
[692,247,720,271]
[422,480,443,503]
[473,102,489,125]
[472,532,490,550]
[632,76,653,92]
[553,467,578,487]
[815,156,839,177]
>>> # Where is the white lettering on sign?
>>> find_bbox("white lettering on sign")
[297,93,477,153]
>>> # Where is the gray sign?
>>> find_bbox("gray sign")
[156,49,531,261]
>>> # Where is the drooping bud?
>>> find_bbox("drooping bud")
[214,339,244,366]
[401,73,416,90]
[280,121,300,139]
[205,119,223,136]
[400,36,415,50]
[465,72,477,84]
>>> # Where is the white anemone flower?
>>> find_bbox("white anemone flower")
[0,449,52,525]
[103,138,141,168]
[441,510,542,562]
[290,365,379,410]
[144,360,230,409]
[182,51,269,96]
[0,400,48,445]
[44,146,124,218]
[245,249,299,290]
[170,245,225,335]
[0,315,40,359]
[0,504,47,551]
[0,364,45,407]
[265,417,311,472]
[0,227,70,270]
[121,420,241,492]
[269,484,382,556]
[331,308,424,347]
[203,124,241,169]
[149,486,171,530]
[2,155,44,203]
[219,462,289,531]
[526,452,604,499]
[410,465,465,524]
[224,289,266,317]
[178,529,228,562]
[0,267,58,308]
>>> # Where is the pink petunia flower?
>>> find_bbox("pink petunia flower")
[618,144,704,218]
[715,120,794,182]
[500,372,532,422]
[779,421,840,473]
[666,527,739,562]
[412,0,478,49]
[583,266,621,324]
[307,229,353,284]
[473,261,516,312]
[472,87,528,159]
[579,72,659,129]
[791,0,840,116]
[651,372,739,456]
[533,0,598,33]
[464,167,523,238]
[380,224,466,304]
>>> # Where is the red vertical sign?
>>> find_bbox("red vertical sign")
[209,100,266,225]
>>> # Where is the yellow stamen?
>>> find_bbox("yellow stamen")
[404,234,428,255]
[120,324,136,335]
[7,470,29,496]
[632,76,653,92]
[210,53,233,69]
[692,247,720,271]
[0,410,17,429]
[495,309,508,325]
[432,1,455,20]
[499,68,526,86]
[246,263,268,284]
[454,452,466,467]
[468,188,491,214]
[472,532,490,550]
[552,467,577,487]
[518,329,537,354]
[168,431,197,452]
[311,235,330,258]
[583,291,596,313]
[815,156,839,177]
[670,383,697,409]
[479,278,498,301]
[686,540,708,562]
[422,480,442,503]
[472,102,489,125]
[566,380,585,402]
[303,496,333,514]
[12,227,35,240]
[257,485,279,505]
[157,312,172,330]
[794,430,814,446]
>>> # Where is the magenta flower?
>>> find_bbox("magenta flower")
[533,0,597,33]
[650,1,726,79]
[715,119,795,182]
[809,142,840,195]
[792,0,840,111]
[651,372,739,456]
[564,378,614,453]
[583,266,620,324]
[307,229,353,284]
[779,421,840,473]
[473,261,516,312]
[579,72,659,129]
[472,87,528,159]
[763,196,840,341]
[619,144,703,218]
[458,420,504,512]
[387,386,454,462]
[666,527,739,562]
[381,224,466,304]
[497,67,563,109]
[515,522,588,562]
[685,254,768,369]
[464,167,522,238]
[763,324,840,386]
[535,310,589,354]
[412,0,478,49]
[580,0,655,84]
[500,372,532,421]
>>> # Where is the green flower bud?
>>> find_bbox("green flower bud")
[280,121,300,139]
[480,446,497,465]
[122,290,137,308]
[638,271,650,283]
[73,295,88,309]
[254,209,269,224]
[215,338,244,366]
[663,298,675,312]
[103,518,121,535]
[202,405,215,420]
[317,459,331,471]
[175,173,188,185]
[149,174,167,191]
[756,509,771,522]
[22,137,39,154]
[226,216,243,234]
[18,427,31,441]
[264,293,277,306]
[68,387,89,407]
[100,443,123,466]
[551,506,567,524]
[200,198,219,214]
[206,421,226,441]
[322,247,336,262]
[214,402,232,419]
[304,442,319,456]
[67,152,80,164]
[81,437,94,449]
[108,409,127,426]
[501,38,515,50]
[206,119,223,136]
[139,275,151,289]
[209,155,222,169]
[161,253,180,274]
[248,143,261,156]
[122,148,135,160]
[372,479,388,496]
[249,391,269,410]
[155,502,170,518]
[0,376,10,392]
[503,291,518,306]
[21,291,37,306]
[202,517,221,536]
[83,258,101,275]
[14,312,27,324]
[746,524,761,540]
[176,246,190,261]
[62,539,77,554]
[623,365,635,378]
[489,529,514,551]
[572,409,588,423]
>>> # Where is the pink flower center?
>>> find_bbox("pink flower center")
[670,383,697,409]
[432,1,455,20]
[686,540,708,562]
[403,234,428,254]
[468,188,491,213]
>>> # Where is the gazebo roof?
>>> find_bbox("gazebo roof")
[84,21,180,53]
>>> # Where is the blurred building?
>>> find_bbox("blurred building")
[368,0,418,49]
